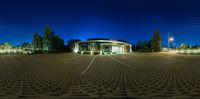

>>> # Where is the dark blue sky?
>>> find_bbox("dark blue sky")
[0,0,200,46]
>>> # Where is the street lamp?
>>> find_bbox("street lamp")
[168,32,175,51]
[169,37,174,42]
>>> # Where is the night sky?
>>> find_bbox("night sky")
[0,0,200,46]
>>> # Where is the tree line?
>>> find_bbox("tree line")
[1,26,199,53]
[177,43,199,50]
[132,29,200,52]
[32,25,65,53]
[0,24,81,53]
[132,29,162,52]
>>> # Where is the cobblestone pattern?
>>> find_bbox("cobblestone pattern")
[0,53,199,98]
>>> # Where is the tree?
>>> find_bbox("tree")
[38,36,43,51]
[3,42,12,49]
[32,32,41,51]
[178,43,189,50]
[21,42,30,49]
[52,34,65,50]
[42,24,53,52]
[191,44,199,49]
[136,41,150,52]
[32,32,43,52]
[150,29,162,52]
[132,44,137,51]
[67,39,81,52]
[136,41,142,51]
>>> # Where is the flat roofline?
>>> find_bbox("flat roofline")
[78,40,130,45]
[87,38,111,41]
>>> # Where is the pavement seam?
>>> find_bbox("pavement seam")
[109,56,131,67]
[1,56,7,64]
[60,55,82,62]
[81,56,96,74]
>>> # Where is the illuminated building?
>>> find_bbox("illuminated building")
[73,38,132,55]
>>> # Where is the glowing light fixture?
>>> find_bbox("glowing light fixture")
[169,37,174,42]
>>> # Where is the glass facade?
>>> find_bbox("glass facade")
[75,40,132,54]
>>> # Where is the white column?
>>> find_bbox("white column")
[74,43,79,53]
[129,44,132,52]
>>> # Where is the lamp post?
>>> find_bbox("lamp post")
[168,32,174,51]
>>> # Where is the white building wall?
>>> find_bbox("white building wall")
[129,44,132,52]
[112,46,123,53]
[73,43,79,53]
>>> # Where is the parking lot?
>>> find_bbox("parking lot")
[0,53,200,98]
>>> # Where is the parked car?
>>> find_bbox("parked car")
[22,49,34,55]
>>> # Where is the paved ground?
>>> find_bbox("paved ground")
[0,53,200,98]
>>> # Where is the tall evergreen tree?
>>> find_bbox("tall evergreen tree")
[52,35,65,50]
[42,25,53,52]
[50,31,65,51]
[32,32,40,51]
[150,29,162,52]
[38,36,43,51]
